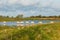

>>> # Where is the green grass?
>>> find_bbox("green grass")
[0,17,60,22]
[0,23,60,40]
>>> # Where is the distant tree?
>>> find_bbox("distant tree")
[6,16,9,18]
[42,16,47,18]
[30,16,35,18]
[39,15,42,18]
[0,15,3,18]
[59,15,60,18]
[11,16,14,18]
[58,15,60,18]
[16,14,23,18]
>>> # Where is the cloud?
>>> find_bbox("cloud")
[18,0,39,6]
[7,0,17,4]
[39,0,52,7]
[0,0,60,8]
[0,0,60,17]
[4,0,39,6]
[51,0,60,8]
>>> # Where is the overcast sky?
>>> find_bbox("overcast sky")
[0,0,60,17]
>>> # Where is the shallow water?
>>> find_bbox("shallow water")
[0,20,60,26]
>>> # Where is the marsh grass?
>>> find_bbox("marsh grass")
[0,23,60,40]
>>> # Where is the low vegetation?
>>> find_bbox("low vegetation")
[0,15,60,21]
[0,23,60,40]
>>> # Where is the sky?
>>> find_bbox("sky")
[0,0,60,17]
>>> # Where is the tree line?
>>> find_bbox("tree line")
[0,14,23,18]
[0,15,60,18]
[0,14,60,21]
[30,15,60,18]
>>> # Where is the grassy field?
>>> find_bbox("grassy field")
[0,23,60,40]
[0,18,60,22]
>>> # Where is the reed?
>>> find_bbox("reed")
[0,23,60,40]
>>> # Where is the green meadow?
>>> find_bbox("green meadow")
[0,23,60,40]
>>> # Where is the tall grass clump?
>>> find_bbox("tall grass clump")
[0,23,60,40]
